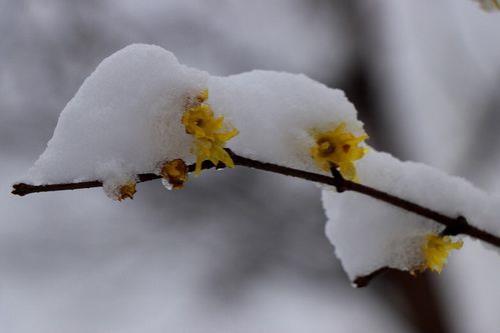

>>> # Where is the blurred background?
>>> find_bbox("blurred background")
[1,0,500,332]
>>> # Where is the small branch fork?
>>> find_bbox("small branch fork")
[12,149,500,249]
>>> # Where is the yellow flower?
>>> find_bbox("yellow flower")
[310,123,368,181]
[117,181,136,201]
[182,104,224,139]
[420,234,463,273]
[182,89,239,175]
[160,159,188,189]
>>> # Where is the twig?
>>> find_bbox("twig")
[11,160,221,196]
[228,150,500,248]
[12,149,500,251]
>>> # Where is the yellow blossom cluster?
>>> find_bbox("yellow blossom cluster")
[182,89,239,175]
[419,234,463,273]
[310,122,368,181]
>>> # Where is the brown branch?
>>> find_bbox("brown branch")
[229,151,500,248]
[11,160,221,196]
[352,267,393,288]
[12,149,500,251]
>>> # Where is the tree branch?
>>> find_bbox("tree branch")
[11,160,221,196]
[12,149,500,251]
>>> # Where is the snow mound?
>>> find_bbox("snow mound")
[210,71,363,173]
[27,44,208,184]
[25,44,362,185]
[323,150,500,281]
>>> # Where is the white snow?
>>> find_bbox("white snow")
[26,44,208,184]
[96,160,138,200]
[209,71,363,173]
[24,44,363,187]
[323,149,500,281]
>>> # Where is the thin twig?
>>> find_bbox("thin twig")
[228,150,500,248]
[12,149,500,251]
[11,161,221,196]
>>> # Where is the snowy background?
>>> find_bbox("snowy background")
[1,0,500,332]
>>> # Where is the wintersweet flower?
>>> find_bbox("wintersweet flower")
[420,234,463,273]
[182,104,223,139]
[310,123,368,181]
[182,89,239,175]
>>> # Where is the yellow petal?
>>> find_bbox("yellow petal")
[339,162,357,181]
[332,122,347,136]
[420,234,463,273]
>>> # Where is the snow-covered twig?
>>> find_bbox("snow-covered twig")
[12,149,500,252]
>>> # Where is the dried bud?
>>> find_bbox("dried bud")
[117,181,137,201]
[160,159,188,190]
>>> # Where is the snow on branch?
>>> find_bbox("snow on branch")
[11,44,500,286]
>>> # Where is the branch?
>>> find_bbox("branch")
[11,160,220,196]
[12,149,500,252]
